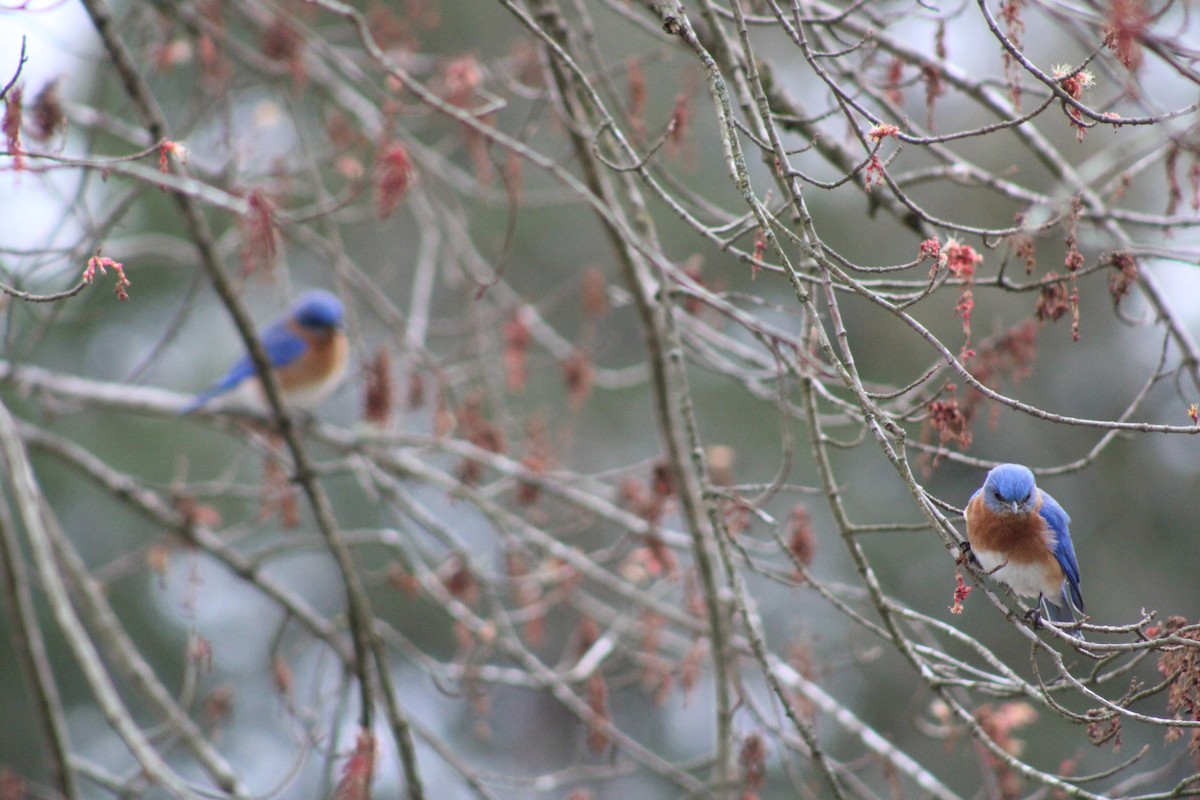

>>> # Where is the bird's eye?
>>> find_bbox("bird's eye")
[992,490,1002,500]
[1022,493,1031,504]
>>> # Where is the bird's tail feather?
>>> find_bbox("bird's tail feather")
[179,387,221,415]
[1042,593,1084,639]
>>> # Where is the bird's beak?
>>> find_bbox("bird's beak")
[1009,500,1019,514]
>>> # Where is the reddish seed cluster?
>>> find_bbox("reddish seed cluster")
[326,110,366,153]
[202,685,235,728]
[387,562,420,597]
[30,79,65,142]
[1157,616,1200,754]
[787,504,816,572]
[502,149,524,205]
[1105,250,1139,306]
[261,15,306,88]
[641,532,677,578]
[442,557,478,604]
[1064,238,1085,274]
[943,239,981,280]
[172,492,222,529]
[260,450,300,529]
[942,239,982,357]
[1104,0,1149,70]
[271,656,293,699]
[681,255,707,315]
[3,85,23,171]
[364,5,412,52]
[239,190,280,277]
[917,237,940,266]
[620,462,676,526]
[884,57,905,106]
[334,730,376,800]
[515,415,551,508]
[1000,0,1025,109]
[639,612,674,706]
[506,551,545,645]
[864,154,885,190]
[442,55,492,184]
[1165,143,1184,217]
[641,654,673,707]
[718,496,750,537]
[739,733,768,797]
[443,55,482,108]
[502,307,533,393]
[83,255,132,301]
[1010,227,1036,275]
[158,139,187,172]
[926,392,972,450]
[921,63,943,130]
[949,569,972,614]
[1036,273,1070,323]
[618,461,680,578]
[189,632,214,673]
[626,57,647,139]
[581,267,609,320]
[1086,708,1122,749]
[867,123,900,142]
[786,641,818,722]
[375,141,415,219]
[585,673,612,754]
[679,639,705,704]
[751,228,767,275]
[1057,71,1088,101]
[640,610,664,659]
[1191,159,1200,212]
[924,320,1040,458]
[973,702,1037,799]
[667,92,690,155]
[968,319,1038,405]
[455,393,506,485]
[362,346,393,428]
[197,2,231,89]
[1053,65,1095,139]
[561,349,594,410]
[0,768,26,800]
[145,543,170,582]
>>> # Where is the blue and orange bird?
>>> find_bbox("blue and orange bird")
[181,290,349,414]
[965,464,1085,637]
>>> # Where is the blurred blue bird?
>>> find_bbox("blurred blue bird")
[181,290,348,414]
[965,463,1085,638]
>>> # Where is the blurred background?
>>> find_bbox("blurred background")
[1,0,1199,798]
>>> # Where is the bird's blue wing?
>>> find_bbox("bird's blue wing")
[180,320,308,413]
[214,321,309,388]
[257,320,311,369]
[1039,489,1083,611]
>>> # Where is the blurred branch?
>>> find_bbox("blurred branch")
[4,0,1200,796]
[0,456,77,799]
[0,399,197,796]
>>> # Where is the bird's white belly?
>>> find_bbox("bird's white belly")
[208,379,268,412]
[974,548,1048,598]
[210,375,341,412]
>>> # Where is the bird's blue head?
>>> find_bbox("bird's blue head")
[981,463,1039,515]
[292,290,344,331]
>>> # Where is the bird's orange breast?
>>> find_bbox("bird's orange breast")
[276,327,349,392]
[965,493,1053,566]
